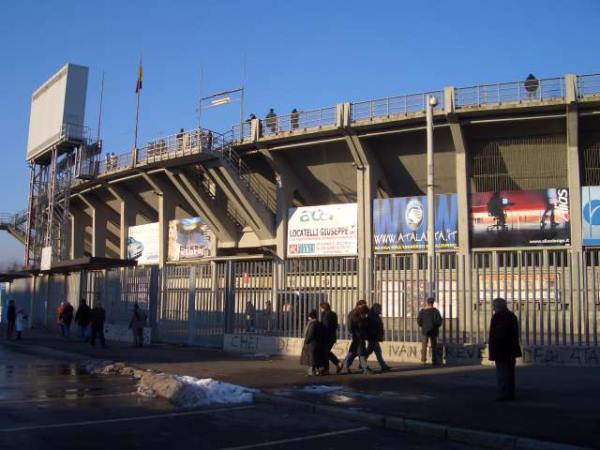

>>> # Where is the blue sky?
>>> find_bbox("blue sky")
[1,0,599,265]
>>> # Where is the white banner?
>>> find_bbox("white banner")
[168,217,212,261]
[127,223,159,265]
[287,203,357,257]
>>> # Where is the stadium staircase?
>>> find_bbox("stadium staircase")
[0,209,28,244]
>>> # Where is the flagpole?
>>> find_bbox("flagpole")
[132,57,142,167]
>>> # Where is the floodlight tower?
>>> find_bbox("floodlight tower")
[24,64,98,269]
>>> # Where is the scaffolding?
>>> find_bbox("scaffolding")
[25,124,99,269]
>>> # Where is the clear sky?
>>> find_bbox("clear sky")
[0,0,599,266]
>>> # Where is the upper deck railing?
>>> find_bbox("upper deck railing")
[454,77,565,109]
[72,72,600,184]
[350,90,445,122]
[577,74,600,98]
[260,106,337,137]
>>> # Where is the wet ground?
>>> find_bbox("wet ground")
[0,346,475,450]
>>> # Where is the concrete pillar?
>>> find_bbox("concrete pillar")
[70,210,89,258]
[565,74,582,252]
[120,203,136,259]
[158,189,177,267]
[357,164,375,300]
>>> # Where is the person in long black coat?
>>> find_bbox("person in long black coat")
[300,310,324,376]
[319,302,342,374]
[489,297,522,401]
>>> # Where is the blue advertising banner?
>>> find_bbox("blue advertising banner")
[582,186,600,246]
[373,194,458,251]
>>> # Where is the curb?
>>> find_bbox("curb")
[2,342,592,450]
[254,392,590,450]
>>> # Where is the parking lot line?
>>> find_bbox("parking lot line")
[0,391,137,405]
[218,426,370,450]
[0,405,255,432]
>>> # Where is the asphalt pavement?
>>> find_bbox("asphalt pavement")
[0,346,474,450]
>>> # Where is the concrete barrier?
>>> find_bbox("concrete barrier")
[223,334,600,367]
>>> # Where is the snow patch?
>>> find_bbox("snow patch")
[173,376,256,408]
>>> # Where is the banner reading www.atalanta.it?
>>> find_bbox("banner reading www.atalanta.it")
[373,194,458,251]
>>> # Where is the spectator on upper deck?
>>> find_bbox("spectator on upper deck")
[265,108,277,133]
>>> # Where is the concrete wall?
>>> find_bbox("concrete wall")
[223,333,600,367]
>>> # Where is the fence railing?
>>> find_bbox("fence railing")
[19,251,600,349]
[577,74,600,98]
[455,77,565,108]
[232,122,252,142]
[350,91,445,122]
[213,136,277,212]
[260,106,337,137]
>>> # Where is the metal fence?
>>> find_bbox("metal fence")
[18,251,600,348]
[350,91,445,122]
[260,107,337,137]
[577,74,600,99]
[455,77,565,108]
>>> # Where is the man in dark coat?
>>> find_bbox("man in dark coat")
[75,299,92,342]
[90,302,106,348]
[6,300,16,340]
[342,303,373,374]
[366,303,391,371]
[342,300,366,373]
[300,310,324,375]
[417,297,443,365]
[319,302,341,374]
[489,297,522,401]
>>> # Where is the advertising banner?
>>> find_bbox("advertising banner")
[582,186,600,246]
[168,217,213,261]
[379,279,457,318]
[287,203,357,257]
[470,189,570,248]
[373,194,458,251]
[127,223,159,265]
[477,273,561,303]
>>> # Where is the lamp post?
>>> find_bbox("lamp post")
[426,95,438,298]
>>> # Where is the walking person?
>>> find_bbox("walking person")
[342,299,366,373]
[417,297,443,365]
[300,310,324,376]
[56,301,65,337]
[90,302,106,348]
[343,303,373,374]
[15,309,26,340]
[319,302,342,375]
[128,303,147,347]
[244,301,256,332]
[75,299,92,342]
[61,301,74,340]
[366,303,391,372]
[6,300,16,340]
[489,297,522,401]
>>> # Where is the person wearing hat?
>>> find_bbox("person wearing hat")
[489,297,522,401]
[417,297,443,365]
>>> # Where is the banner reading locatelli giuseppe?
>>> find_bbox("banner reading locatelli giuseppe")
[287,203,357,257]
[373,194,458,251]
[470,188,570,247]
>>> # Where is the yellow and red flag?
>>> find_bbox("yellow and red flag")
[135,58,143,93]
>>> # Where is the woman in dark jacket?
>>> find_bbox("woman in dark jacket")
[319,302,342,375]
[354,304,374,374]
[300,310,324,376]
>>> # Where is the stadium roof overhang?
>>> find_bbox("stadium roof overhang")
[0,271,32,283]
[43,257,138,274]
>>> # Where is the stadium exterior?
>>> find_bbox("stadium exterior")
[2,72,600,366]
